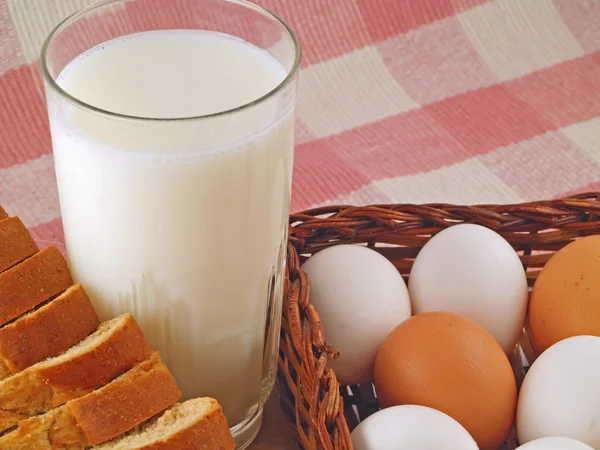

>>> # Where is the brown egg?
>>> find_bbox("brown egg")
[374,311,517,450]
[529,235,600,355]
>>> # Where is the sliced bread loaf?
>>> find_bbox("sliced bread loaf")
[0,313,152,433]
[0,352,181,449]
[93,397,235,450]
[0,283,100,380]
[0,216,39,273]
[0,246,73,326]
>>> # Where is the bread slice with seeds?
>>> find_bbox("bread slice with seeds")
[0,313,152,433]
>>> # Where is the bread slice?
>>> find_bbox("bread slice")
[0,352,181,449]
[0,283,100,381]
[0,245,73,326]
[93,398,235,450]
[0,216,39,274]
[0,206,7,220]
[0,313,152,433]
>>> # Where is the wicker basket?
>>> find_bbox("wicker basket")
[276,192,600,450]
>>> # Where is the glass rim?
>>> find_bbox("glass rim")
[40,0,302,122]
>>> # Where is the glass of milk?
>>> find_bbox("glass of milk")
[41,0,300,447]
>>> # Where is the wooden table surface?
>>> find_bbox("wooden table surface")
[249,390,297,450]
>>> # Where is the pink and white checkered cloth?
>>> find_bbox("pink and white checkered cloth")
[1,0,599,253]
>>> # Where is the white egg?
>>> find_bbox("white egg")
[351,405,479,450]
[517,437,593,449]
[517,336,600,448]
[301,244,411,385]
[408,223,528,353]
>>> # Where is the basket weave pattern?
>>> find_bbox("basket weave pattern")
[276,192,600,450]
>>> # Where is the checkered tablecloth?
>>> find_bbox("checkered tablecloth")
[1,0,599,252]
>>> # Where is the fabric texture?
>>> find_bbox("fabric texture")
[0,0,599,252]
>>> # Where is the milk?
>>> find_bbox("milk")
[47,30,295,427]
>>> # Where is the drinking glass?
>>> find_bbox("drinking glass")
[41,1,300,447]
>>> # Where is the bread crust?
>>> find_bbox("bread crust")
[0,284,99,379]
[69,351,181,445]
[0,353,181,449]
[0,206,7,219]
[40,313,153,405]
[0,246,73,326]
[0,313,152,433]
[0,216,39,274]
